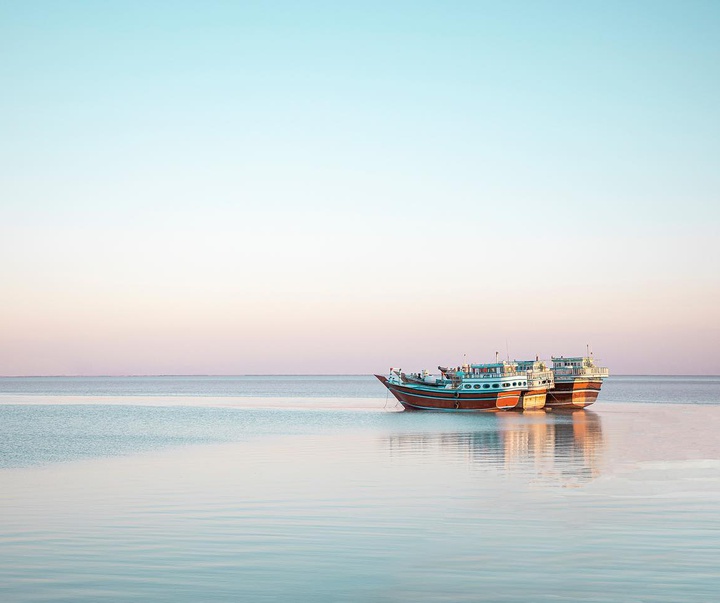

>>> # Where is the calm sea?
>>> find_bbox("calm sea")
[1,376,719,602]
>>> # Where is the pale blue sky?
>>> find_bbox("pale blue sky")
[1,1,719,374]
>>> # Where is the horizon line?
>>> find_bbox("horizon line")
[1,373,719,379]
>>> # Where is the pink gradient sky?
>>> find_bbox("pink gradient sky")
[2,208,718,375]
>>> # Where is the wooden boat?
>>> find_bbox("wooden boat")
[545,355,609,408]
[377,351,609,412]
[376,362,526,412]
[514,359,554,410]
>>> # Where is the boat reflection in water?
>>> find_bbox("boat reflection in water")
[384,410,603,486]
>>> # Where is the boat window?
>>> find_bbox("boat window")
[523,381,527,386]
[464,384,471,389]
[473,384,480,389]
[483,384,490,389]
[512,382,517,386]
[492,384,499,388]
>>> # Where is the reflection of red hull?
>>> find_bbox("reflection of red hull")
[375,375,520,412]
[545,380,603,408]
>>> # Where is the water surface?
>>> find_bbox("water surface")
[1,377,719,602]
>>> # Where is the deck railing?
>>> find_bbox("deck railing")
[554,367,609,377]
[459,371,518,379]
[526,370,554,386]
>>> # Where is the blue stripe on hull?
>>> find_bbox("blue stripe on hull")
[388,387,520,403]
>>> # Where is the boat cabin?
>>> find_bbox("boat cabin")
[516,359,549,372]
[551,356,595,369]
[468,361,518,376]
[551,356,609,379]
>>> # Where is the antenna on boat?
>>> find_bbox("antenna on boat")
[505,338,510,362]
[495,351,499,363]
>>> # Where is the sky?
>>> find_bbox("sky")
[1,1,719,375]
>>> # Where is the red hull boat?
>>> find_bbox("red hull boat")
[377,352,609,412]
[376,375,520,411]
[545,355,609,408]
[375,362,525,412]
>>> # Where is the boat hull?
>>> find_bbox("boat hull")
[545,379,603,408]
[375,375,520,412]
[517,387,548,410]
